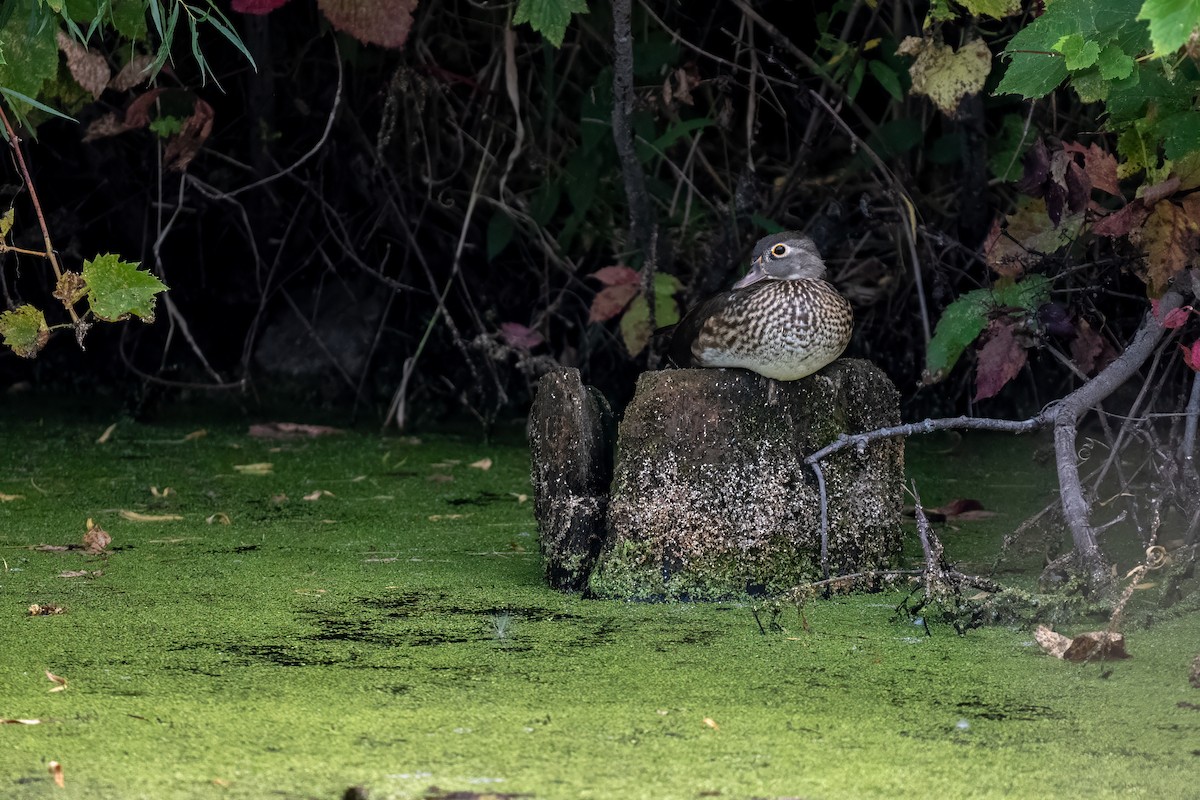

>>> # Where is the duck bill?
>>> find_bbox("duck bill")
[732,257,769,289]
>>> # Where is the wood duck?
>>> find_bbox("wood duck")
[669,232,853,380]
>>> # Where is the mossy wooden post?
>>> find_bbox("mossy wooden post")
[589,359,904,600]
[527,369,614,591]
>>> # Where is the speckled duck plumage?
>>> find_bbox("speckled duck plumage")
[670,232,853,381]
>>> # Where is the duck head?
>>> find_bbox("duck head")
[732,232,826,289]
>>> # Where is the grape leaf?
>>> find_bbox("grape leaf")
[81,255,168,322]
[316,0,418,49]
[1137,0,1200,56]
[653,272,683,328]
[1096,42,1136,80]
[0,305,50,358]
[959,0,1022,18]
[897,36,992,117]
[1054,34,1100,69]
[975,318,1028,401]
[1140,199,1198,296]
[513,0,589,48]
[0,12,59,115]
[619,294,651,356]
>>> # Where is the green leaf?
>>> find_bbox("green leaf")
[0,206,12,237]
[653,272,682,328]
[1137,0,1200,55]
[959,0,1022,18]
[111,0,149,41]
[619,294,650,356]
[868,60,903,101]
[486,211,514,261]
[81,254,168,322]
[1054,34,1101,69]
[924,276,1052,381]
[0,304,49,358]
[1096,42,1136,80]
[512,0,589,48]
[1070,68,1111,103]
[0,10,59,116]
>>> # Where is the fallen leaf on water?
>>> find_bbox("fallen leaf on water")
[58,570,102,579]
[82,519,111,553]
[511,493,528,504]
[96,423,117,444]
[428,514,466,521]
[211,778,231,788]
[119,510,183,523]
[428,474,454,483]
[184,429,207,441]
[234,463,274,475]
[0,719,40,724]
[149,486,176,498]
[206,513,232,525]
[468,458,493,471]
[363,557,398,563]
[33,545,71,552]
[0,492,23,502]
[271,493,288,504]
[46,671,67,692]
[430,460,461,468]
[29,604,65,616]
[248,422,344,440]
[48,760,64,787]
[351,475,367,482]
[1034,625,1129,661]
[702,717,720,730]
[302,490,334,501]
[148,538,193,543]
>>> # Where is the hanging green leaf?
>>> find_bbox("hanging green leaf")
[1137,0,1200,56]
[0,304,50,358]
[513,0,589,48]
[81,254,168,323]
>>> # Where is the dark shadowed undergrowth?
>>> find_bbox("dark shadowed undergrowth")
[1,397,1197,800]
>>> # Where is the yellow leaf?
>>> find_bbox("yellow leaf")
[118,510,183,522]
[96,422,117,444]
[233,463,274,475]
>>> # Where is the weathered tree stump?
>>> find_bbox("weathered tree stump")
[528,360,904,599]
[526,368,614,590]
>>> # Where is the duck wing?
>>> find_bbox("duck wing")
[667,290,738,367]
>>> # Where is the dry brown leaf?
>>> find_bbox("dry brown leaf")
[234,463,274,475]
[248,422,345,440]
[28,604,65,616]
[430,460,462,468]
[118,510,182,523]
[512,493,528,504]
[96,422,117,444]
[428,514,466,521]
[1033,624,1071,658]
[33,545,71,552]
[57,30,109,99]
[428,474,454,483]
[271,493,288,504]
[82,520,111,554]
[183,429,208,441]
[702,717,720,730]
[206,513,232,525]
[46,671,67,692]
[0,719,40,725]
[468,458,493,471]
[1034,625,1130,661]
[48,760,64,787]
[0,492,24,502]
[317,0,417,48]
[58,570,102,579]
[110,54,154,91]
[302,490,334,501]
[149,486,176,498]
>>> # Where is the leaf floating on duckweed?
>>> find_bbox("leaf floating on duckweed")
[183,429,208,441]
[58,570,102,579]
[0,492,24,502]
[96,422,117,444]
[428,514,467,522]
[468,458,493,471]
[28,603,65,616]
[248,422,345,440]
[45,670,68,692]
[48,760,64,787]
[206,513,232,525]
[234,463,274,475]
[702,717,720,730]
[1034,625,1130,661]
[118,510,183,523]
[82,519,111,553]
[0,718,40,724]
[428,474,454,483]
[302,490,334,501]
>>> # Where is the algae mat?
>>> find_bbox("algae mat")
[1,411,1198,799]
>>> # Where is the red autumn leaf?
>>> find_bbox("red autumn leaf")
[590,265,641,287]
[1062,141,1120,196]
[1181,341,1200,371]
[123,88,168,129]
[1093,199,1149,238]
[233,0,292,12]
[499,322,544,350]
[974,319,1027,401]
[588,284,640,323]
[1140,200,1197,296]
[317,0,418,49]
[164,98,215,172]
[1071,318,1117,375]
[56,30,110,100]
[1161,306,1193,329]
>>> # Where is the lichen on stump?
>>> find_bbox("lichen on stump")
[527,368,614,591]
[588,359,903,600]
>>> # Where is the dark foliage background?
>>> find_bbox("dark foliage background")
[0,1,1176,429]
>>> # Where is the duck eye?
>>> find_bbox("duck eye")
[771,244,788,257]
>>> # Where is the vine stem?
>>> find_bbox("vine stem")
[0,103,79,323]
